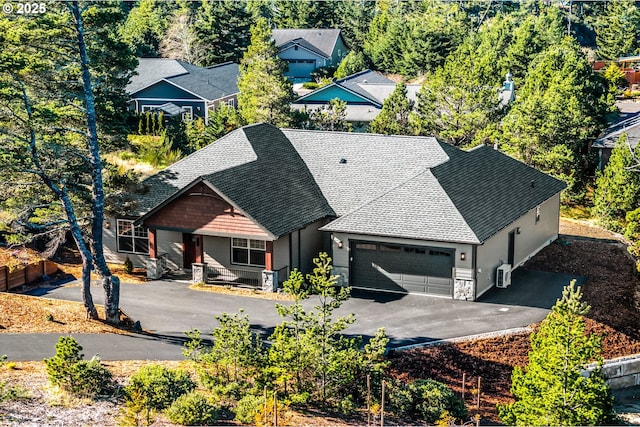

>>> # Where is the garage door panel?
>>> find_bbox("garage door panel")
[351,241,454,296]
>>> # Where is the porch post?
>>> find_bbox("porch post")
[262,241,277,292]
[265,241,273,271]
[148,229,157,258]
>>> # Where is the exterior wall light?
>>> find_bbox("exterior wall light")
[460,252,466,261]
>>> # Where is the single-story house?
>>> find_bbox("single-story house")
[292,70,420,131]
[272,29,349,80]
[103,123,565,300]
[293,70,516,132]
[591,103,640,170]
[127,58,239,123]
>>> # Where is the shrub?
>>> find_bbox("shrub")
[125,364,195,411]
[123,256,133,274]
[302,81,319,89]
[388,379,467,423]
[165,391,219,425]
[235,393,265,424]
[44,336,113,398]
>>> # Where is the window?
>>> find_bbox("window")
[141,105,154,113]
[117,219,148,254]
[181,106,193,121]
[231,238,266,267]
[355,243,376,251]
[227,98,236,107]
[535,206,541,223]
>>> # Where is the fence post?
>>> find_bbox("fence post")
[381,380,385,427]
[367,374,371,427]
[462,372,466,401]
[273,390,277,427]
[477,377,481,409]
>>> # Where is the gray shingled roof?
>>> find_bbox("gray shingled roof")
[127,59,239,101]
[272,29,342,58]
[592,111,640,150]
[136,124,333,238]
[430,144,567,242]
[127,58,188,94]
[136,124,565,244]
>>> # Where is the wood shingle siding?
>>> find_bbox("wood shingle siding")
[145,183,269,237]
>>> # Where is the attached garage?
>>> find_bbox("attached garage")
[350,241,454,297]
[284,59,317,79]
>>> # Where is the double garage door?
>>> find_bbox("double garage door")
[350,241,454,297]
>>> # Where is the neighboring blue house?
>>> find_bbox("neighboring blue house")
[272,29,349,80]
[127,58,239,123]
[292,69,420,131]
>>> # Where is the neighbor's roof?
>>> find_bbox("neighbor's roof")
[136,124,566,243]
[592,111,640,150]
[127,58,239,101]
[272,29,342,58]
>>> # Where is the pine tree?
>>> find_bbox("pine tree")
[593,134,640,231]
[334,51,368,80]
[498,281,614,426]
[308,98,352,132]
[119,0,169,57]
[271,0,317,29]
[369,82,414,135]
[594,0,640,61]
[237,18,294,126]
[191,0,252,67]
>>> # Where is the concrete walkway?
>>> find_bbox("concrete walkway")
[0,268,584,361]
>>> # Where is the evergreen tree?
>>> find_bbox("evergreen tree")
[0,1,136,323]
[594,0,640,60]
[119,0,169,57]
[498,281,614,426]
[500,37,611,198]
[593,134,640,231]
[237,18,294,126]
[370,82,414,135]
[272,0,317,29]
[336,0,375,52]
[412,44,500,147]
[308,98,352,132]
[334,51,368,80]
[191,0,252,67]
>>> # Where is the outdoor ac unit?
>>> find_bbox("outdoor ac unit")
[496,264,512,288]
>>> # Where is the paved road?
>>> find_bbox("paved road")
[1,268,584,361]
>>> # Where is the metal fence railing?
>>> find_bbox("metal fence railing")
[276,266,289,286]
[206,265,262,288]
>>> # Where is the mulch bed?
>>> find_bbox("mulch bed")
[389,233,640,424]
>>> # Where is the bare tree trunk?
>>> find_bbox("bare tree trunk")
[70,1,120,324]
[80,254,98,320]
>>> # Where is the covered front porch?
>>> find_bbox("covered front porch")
[146,230,289,292]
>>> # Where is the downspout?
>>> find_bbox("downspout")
[472,245,478,301]
[288,233,292,275]
[297,230,301,271]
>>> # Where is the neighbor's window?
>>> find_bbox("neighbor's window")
[535,206,541,223]
[231,238,265,267]
[117,219,149,254]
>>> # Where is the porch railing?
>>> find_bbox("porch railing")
[206,265,262,288]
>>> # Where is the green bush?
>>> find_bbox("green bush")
[123,256,133,274]
[235,393,265,425]
[388,379,467,423]
[165,391,219,425]
[124,364,195,411]
[44,336,113,397]
[302,81,319,89]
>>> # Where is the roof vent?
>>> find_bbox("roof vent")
[339,158,347,164]
[362,79,368,83]
[531,180,535,188]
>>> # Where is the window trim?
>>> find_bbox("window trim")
[116,219,149,255]
[535,206,541,223]
[181,105,193,121]
[231,238,266,268]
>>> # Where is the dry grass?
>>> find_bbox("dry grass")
[189,282,293,301]
[0,293,130,334]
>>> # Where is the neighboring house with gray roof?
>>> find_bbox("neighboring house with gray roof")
[591,106,640,170]
[104,124,565,300]
[127,58,239,123]
[292,70,420,131]
[272,29,349,80]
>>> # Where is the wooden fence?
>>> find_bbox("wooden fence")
[0,260,59,292]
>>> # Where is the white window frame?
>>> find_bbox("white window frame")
[141,105,155,113]
[181,106,193,121]
[535,206,541,223]
[116,219,149,255]
[231,238,266,267]
[226,98,236,107]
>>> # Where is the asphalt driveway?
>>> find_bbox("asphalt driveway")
[2,268,584,361]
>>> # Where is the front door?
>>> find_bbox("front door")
[183,233,203,268]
